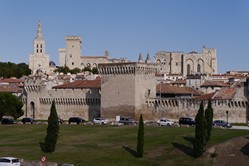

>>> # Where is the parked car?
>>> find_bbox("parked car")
[213,120,232,128]
[93,118,108,125]
[68,117,85,124]
[179,117,196,127]
[21,117,34,124]
[58,118,64,124]
[1,116,14,125]
[157,118,174,126]
[0,157,20,166]
[119,117,136,125]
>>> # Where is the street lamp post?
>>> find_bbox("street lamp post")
[226,110,229,129]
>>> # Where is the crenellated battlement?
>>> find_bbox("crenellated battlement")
[98,62,158,75]
[145,98,248,123]
[146,98,248,109]
[39,97,100,105]
[65,36,82,41]
[23,75,46,92]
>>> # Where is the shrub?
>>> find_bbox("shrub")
[41,101,59,153]
[205,98,213,142]
[194,101,206,157]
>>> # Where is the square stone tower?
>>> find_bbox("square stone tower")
[98,62,157,120]
[60,36,82,69]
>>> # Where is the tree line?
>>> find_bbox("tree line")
[0,62,99,79]
[0,62,31,78]
[54,66,98,74]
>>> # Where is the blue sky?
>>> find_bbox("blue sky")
[0,0,249,73]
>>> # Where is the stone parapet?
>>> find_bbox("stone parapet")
[98,62,157,75]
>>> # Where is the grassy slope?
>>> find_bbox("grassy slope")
[0,124,248,166]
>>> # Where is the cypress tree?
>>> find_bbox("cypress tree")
[194,101,206,157]
[205,98,213,142]
[42,100,59,153]
[137,114,144,158]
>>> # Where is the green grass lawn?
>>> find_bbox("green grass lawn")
[0,124,248,166]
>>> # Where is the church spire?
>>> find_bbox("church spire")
[36,20,43,39]
[138,52,144,63]
[145,53,151,64]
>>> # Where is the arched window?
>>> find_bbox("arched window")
[92,63,97,68]
[197,64,201,73]
[187,64,191,75]
[148,89,151,96]
[30,101,35,119]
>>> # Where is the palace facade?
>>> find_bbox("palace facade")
[154,48,217,77]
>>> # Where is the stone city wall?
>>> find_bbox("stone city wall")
[145,98,248,123]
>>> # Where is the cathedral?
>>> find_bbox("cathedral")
[154,48,217,77]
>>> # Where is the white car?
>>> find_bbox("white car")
[0,157,20,166]
[93,118,108,125]
[157,119,174,126]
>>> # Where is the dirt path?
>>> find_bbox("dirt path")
[204,136,249,166]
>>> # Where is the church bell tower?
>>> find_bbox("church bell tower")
[29,21,50,74]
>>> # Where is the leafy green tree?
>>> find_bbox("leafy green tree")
[92,67,99,74]
[205,98,213,142]
[54,66,70,74]
[137,114,144,158]
[70,67,81,74]
[41,101,59,153]
[194,101,206,157]
[17,63,32,78]
[0,92,23,119]
[54,66,83,74]
[83,66,92,72]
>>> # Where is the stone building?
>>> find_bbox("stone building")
[58,36,129,70]
[23,74,101,120]
[146,77,249,123]
[0,78,24,97]
[154,47,217,77]
[29,21,50,74]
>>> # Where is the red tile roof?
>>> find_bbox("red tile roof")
[213,88,236,100]
[200,81,230,87]
[211,74,246,79]
[0,78,23,83]
[53,79,101,89]
[172,79,186,84]
[195,92,216,100]
[156,83,203,96]
[195,88,236,100]
[0,85,23,93]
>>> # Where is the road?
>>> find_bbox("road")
[231,126,249,130]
